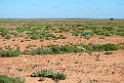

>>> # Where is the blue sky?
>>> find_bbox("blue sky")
[0,0,124,18]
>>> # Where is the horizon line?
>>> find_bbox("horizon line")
[0,18,124,20]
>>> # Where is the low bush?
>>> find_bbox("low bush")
[91,43,118,51]
[49,45,61,54]
[60,45,74,53]
[75,43,91,52]
[0,28,8,37]
[72,30,80,36]
[81,31,94,39]
[58,28,69,32]
[45,33,56,38]
[116,29,124,36]
[31,69,66,82]
[0,50,20,57]
[0,75,24,83]
[53,72,66,82]
[99,43,118,51]
[9,30,19,37]
[22,50,31,55]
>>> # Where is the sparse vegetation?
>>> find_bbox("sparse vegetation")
[0,20,124,83]
[21,43,121,55]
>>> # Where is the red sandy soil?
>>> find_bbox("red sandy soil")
[1,26,17,29]
[0,50,124,83]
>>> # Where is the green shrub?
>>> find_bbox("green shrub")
[72,29,80,36]
[75,43,91,52]
[102,25,114,31]
[0,28,8,37]
[45,33,56,38]
[94,29,105,35]
[103,32,111,36]
[53,72,66,82]
[31,69,56,77]
[116,29,124,36]
[0,50,20,57]
[44,25,52,30]
[80,31,94,39]
[16,27,28,32]
[58,28,69,32]
[9,30,19,36]
[30,47,53,55]
[40,47,53,54]
[91,43,118,51]
[60,45,74,53]
[0,75,24,83]
[22,50,31,55]
[30,34,40,39]
[31,69,66,82]
[99,43,118,51]
[49,45,61,54]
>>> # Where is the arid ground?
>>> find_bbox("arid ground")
[0,20,124,83]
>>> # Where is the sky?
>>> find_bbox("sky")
[0,0,124,19]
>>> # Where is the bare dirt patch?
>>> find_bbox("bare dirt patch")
[1,26,17,29]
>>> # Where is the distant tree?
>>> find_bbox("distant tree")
[110,18,114,20]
